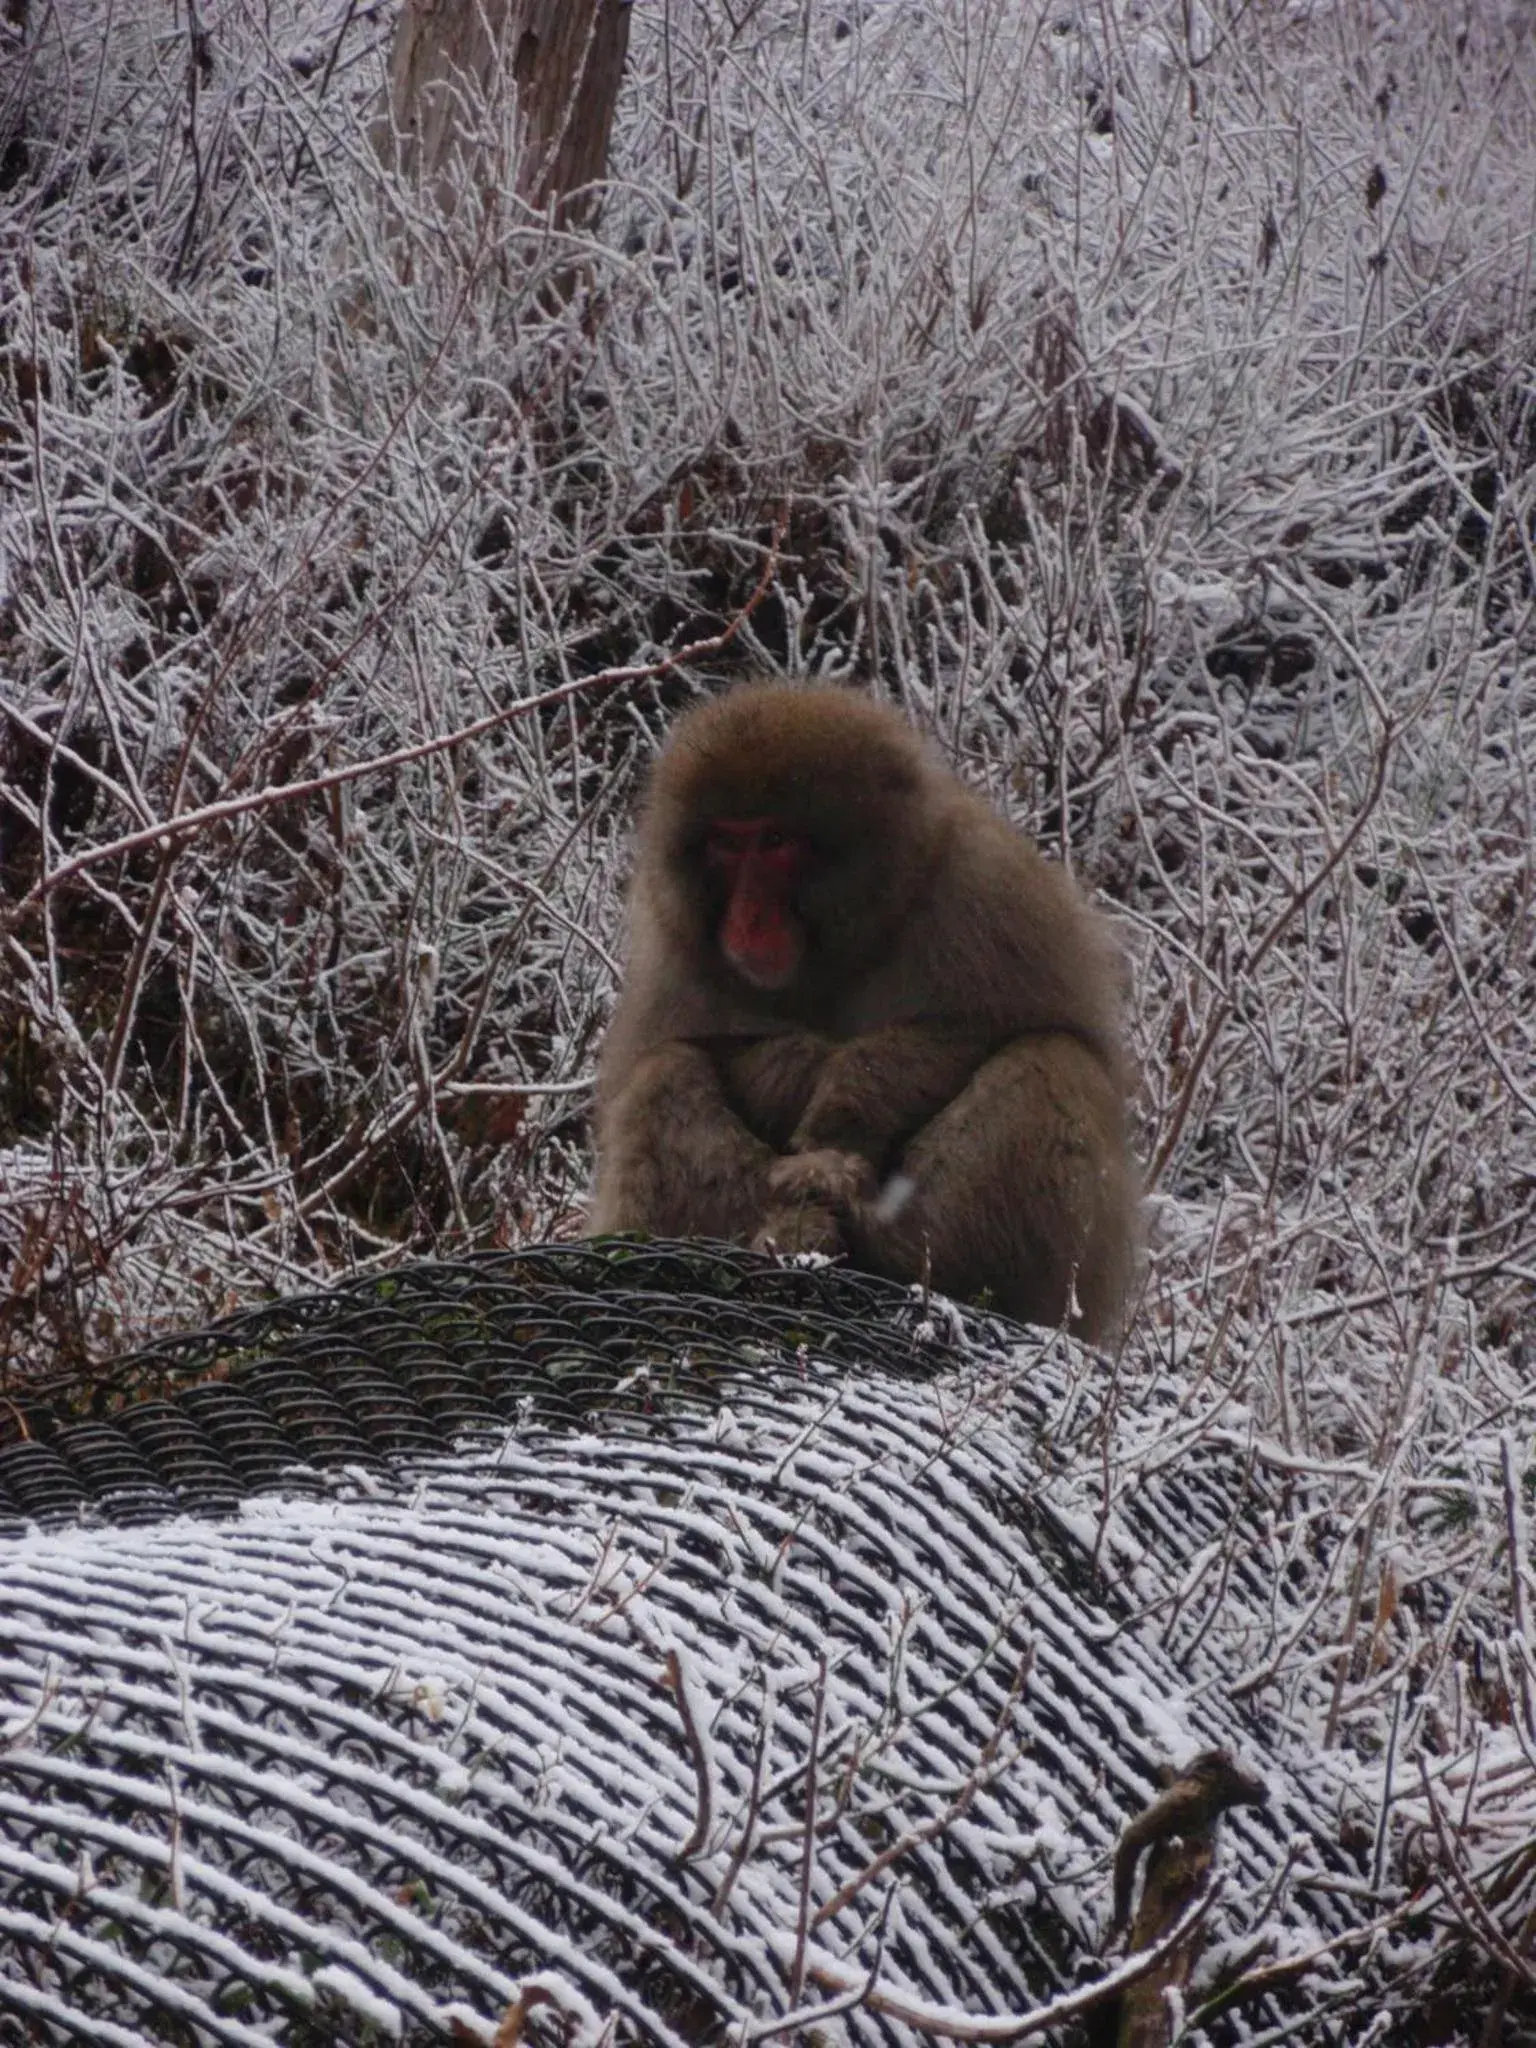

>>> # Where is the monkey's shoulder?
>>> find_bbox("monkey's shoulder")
[898,806,1121,1043]
[926,799,1094,938]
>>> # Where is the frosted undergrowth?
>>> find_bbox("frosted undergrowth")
[1,0,1534,2025]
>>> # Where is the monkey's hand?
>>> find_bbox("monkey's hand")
[754,1202,844,1258]
[766,1147,877,1212]
[753,1148,877,1258]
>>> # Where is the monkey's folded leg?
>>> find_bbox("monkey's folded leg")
[850,1032,1138,1342]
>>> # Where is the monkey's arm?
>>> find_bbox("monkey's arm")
[846,1032,1138,1340]
[698,1032,854,1255]
[588,1041,777,1243]
[784,1024,998,1171]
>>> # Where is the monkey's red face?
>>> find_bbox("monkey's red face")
[704,818,812,991]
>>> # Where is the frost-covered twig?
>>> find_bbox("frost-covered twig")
[777,1882,1221,2042]
[661,1646,716,1862]
[5,523,787,927]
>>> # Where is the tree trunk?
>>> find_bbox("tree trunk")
[380,0,631,226]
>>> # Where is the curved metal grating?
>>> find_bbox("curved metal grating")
[0,1242,1380,2046]
[0,1241,970,1530]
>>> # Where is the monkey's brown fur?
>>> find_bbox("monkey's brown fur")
[588,682,1139,1339]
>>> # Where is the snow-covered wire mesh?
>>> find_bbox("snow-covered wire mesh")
[0,1240,962,1525]
[0,1243,1400,2046]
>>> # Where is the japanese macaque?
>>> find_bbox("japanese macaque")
[587,682,1138,1340]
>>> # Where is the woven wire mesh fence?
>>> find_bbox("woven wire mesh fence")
[0,1242,1378,2045]
[0,1242,947,1529]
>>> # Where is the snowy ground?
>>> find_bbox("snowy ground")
[1,0,1534,2034]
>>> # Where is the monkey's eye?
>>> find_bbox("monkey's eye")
[703,824,746,868]
[702,818,811,874]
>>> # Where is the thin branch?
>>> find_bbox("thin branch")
[5,516,786,930]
